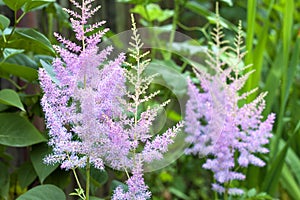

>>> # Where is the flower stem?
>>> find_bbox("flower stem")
[86,157,90,200]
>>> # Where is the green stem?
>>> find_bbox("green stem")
[47,12,54,42]
[166,0,180,60]
[0,11,25,56]
[86,157,90,200]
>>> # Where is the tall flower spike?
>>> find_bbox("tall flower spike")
[184,14,275,195]
[111,14,183,200]
[39,0,125,172]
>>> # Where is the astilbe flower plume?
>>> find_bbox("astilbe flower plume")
[39,0,126,171]
[111,15,183,200]
[40,0,182,198]
[184,18,275,195]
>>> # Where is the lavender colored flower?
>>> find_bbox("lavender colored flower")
[40,1,182,199]
[112,157,151,200]
[184,20,275,194]
[39,0,125,170]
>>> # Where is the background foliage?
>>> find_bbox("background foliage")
[0,0,299,199]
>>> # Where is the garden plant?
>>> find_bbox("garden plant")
[0,0,299,200]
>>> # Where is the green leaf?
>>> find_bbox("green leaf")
[1,29,55,55]
[0,162,9,199]
[2,48,25,61]
[16,184,66,200]
[30,143,59,183]
[40,59,59,84]
[262,133,297,195]
[185,1,238,31]
[280,164,300,200]
[23,0,55,12]
[43,168,71,189]
[110,180,128,193]
[3,0,29,11]
[147,59,187,97]
[17,162,37,189]
[169,187,190,200]
[0,113,46,147]
[0,89,25,111]
[0,104,9,112]
[131,4,174,22]
[6,53,38,69]
[0,14,10,31]
[0,62,37,81]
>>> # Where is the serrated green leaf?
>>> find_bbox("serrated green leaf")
[0,113,46,147]
[3,0,29,11]
[0,14,10,31]
[0,89,25,111]
[16,184,66,200]
[23,0,55,12]
[30,143,59,183]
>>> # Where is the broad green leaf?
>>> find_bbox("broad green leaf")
[2,29,55,55]
[0,62,37,81]
[43,168,71,189]
[3,0,29,11]
[30,143,59,183]
[2,48,24,61]
[147,59,187,97]
[6,53,38,69]
[0,162,9,199]
[16,184,66,200]
[110,180,128,193]
[0,113,46,147]
[131,4,174,22]
[17,162,37,189]
[90,167,108,187]
[0,89,25,111]
[0,14,10,31]
[23,0,55,12]
[0,104,8,112]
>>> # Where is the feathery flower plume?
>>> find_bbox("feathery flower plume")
[39,0,125,171]
[184,13,275,195]
[111,14,183,199]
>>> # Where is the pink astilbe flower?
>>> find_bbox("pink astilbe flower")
[185,20,275,195]
[112,157,151,200]
[39,0,125,170]
[40,1,182,198]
